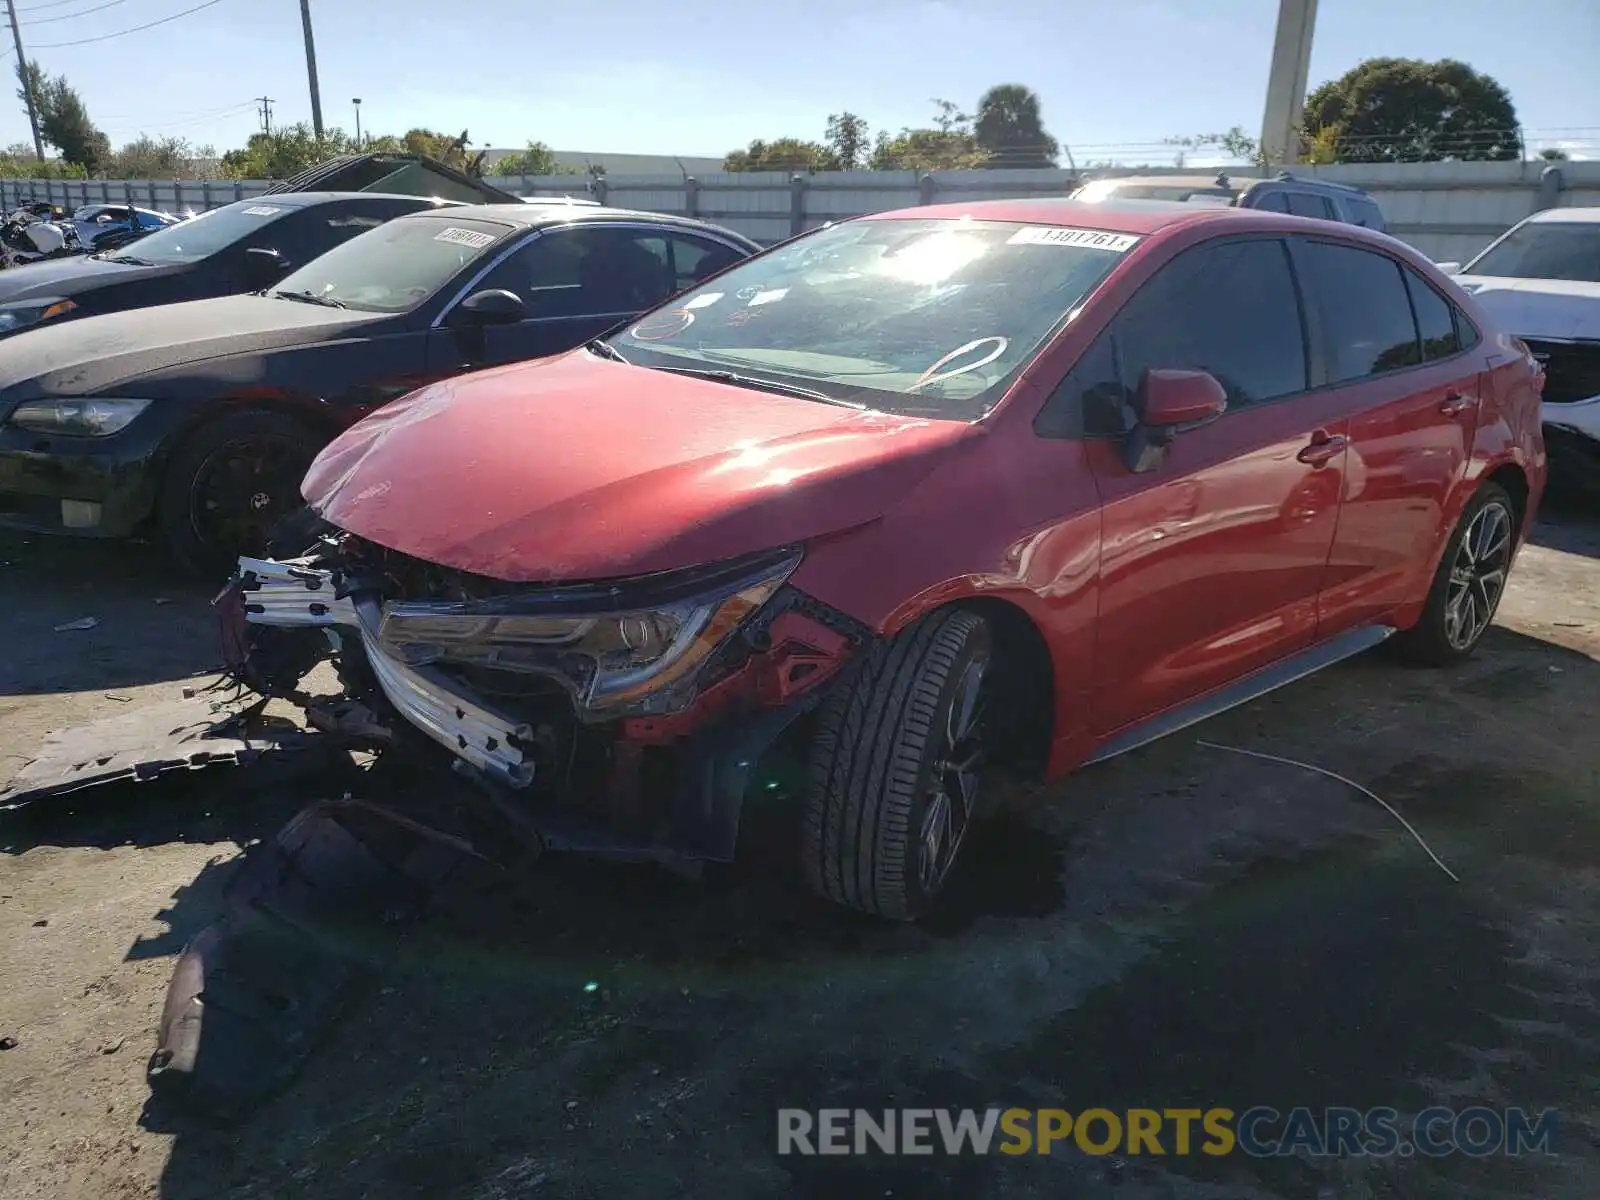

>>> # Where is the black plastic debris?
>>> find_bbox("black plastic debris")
[0,694,320,812]
[147,799,475,1121]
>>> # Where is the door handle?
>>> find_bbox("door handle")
[1297,433,1348,466]
[1440,392,1477,416]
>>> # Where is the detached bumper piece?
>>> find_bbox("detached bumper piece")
[147,799,475,1121]
[238,557,535,787]
[0,693,326,812]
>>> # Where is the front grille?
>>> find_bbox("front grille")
[1525,338,1600,405]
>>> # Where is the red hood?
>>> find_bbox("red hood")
[302,350,974,582]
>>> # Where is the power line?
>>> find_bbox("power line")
[30,0,227,48]
[13,0,99,12]
[22,0,132,25]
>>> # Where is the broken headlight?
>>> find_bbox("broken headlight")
[375,548,801,714]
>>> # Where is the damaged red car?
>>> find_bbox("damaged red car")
[230,199,1546,920]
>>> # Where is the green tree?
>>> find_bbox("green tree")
[869,100,985,170]
[722,138,840,172]
[14,62,109,172]
[0,146,85,179]
[106,135,219,180]
[974,84,1058,167]
[489,140,564,176]
[1164,125,1259,167]
[220,123,357,179]
[1301,58,1520,163]
[825,112,870,171]
[1538,146,1569,162]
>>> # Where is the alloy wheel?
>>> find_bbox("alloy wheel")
[917,652,989,893]
[1444,500,1513,652]
[188,434,315,564]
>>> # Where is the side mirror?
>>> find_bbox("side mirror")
[1435,261,1462,276]
[457,288,525,325]
[1123,369,1228,473]
[244,246,289,288]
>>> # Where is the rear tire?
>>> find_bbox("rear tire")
[157,410,323,578]
[1390,482,1516,666]
[802,609,991,920]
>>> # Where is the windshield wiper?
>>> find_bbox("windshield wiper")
[104,253,154,266]
[648,365,864,408]
[272,289,347,309]
[585,339,629,364]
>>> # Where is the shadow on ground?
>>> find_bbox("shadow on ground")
[0,532,221,695]
[109,623,1600,1200]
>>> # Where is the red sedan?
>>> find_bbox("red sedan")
[236,198,1547,919]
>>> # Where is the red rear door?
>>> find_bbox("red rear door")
[1291,239,1483,633]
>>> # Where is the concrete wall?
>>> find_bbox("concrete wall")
[4,159,1597,263]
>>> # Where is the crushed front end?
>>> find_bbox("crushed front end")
[220,527,871,867]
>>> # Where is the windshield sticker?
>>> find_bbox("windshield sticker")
[747,287,789,307]
[682,292,723,310]
[1007,227,1139,252]
[433,227,497,249]
[242,205,283,217]
[630,308,695,341]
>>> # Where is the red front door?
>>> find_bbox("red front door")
[1060,235,1351,737]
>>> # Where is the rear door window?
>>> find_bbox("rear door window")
[668,235,744,289]
[1286,192,1336,220]
[1112,237,1308,410]
[1297,240,1420,379]
[477,225,679,318]
[1403,268,1463,361]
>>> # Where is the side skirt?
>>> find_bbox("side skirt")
[1083,624,1395,767]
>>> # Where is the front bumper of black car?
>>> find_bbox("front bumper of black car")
[0,404,177,537]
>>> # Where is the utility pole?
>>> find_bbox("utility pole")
[5,0,44,160]
[255,96,275,136]
[1260,0,1318,167]
[351,98,361,150]
[298,0,323,138]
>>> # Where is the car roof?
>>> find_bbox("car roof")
[220,191,460,210]
[1248,174,1373,198]
[1081,173,1256,189]
[860,197,1417,254]
[1526,206,1600,224]
[395,202,758,241]
[863,197,1297,234]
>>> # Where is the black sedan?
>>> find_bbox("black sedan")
[0,191,455,339]
[0,203,760,572]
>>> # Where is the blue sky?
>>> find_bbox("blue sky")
[2,0,1595,162]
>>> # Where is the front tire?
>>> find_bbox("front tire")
[157,410,323,578]
[1391,482,1516,666]
[802,609,991,920]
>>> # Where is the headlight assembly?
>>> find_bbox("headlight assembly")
[9,396,153,436]
[0,297,76,334]
[376,549,802,714]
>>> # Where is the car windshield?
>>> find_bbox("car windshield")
[605,218,1137,420]
[269,216,512,313]
[108,199,298,265]
[1466,221,1600,283]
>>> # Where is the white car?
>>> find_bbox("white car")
[1441,207,1600,497]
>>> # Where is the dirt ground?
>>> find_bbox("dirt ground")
[1,508,1598,1200]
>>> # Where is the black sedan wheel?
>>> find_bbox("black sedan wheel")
[802,608,991,920]
[158,410,323,577]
